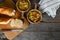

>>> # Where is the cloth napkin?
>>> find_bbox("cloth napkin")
[38,0,60,18]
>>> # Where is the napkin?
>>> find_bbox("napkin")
[38,0,60,18]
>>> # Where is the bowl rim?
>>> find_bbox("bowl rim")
[27,9,42,24]
[16,0,31,12]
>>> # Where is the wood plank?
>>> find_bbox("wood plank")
[3,30,23,40]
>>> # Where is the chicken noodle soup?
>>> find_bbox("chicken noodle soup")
[16,0,30,11]
[27,9,42,24]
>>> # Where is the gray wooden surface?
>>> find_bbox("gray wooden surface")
[13,0,60,40]
[0,0,60,40]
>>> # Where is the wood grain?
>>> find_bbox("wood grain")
[3,30,23,40]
